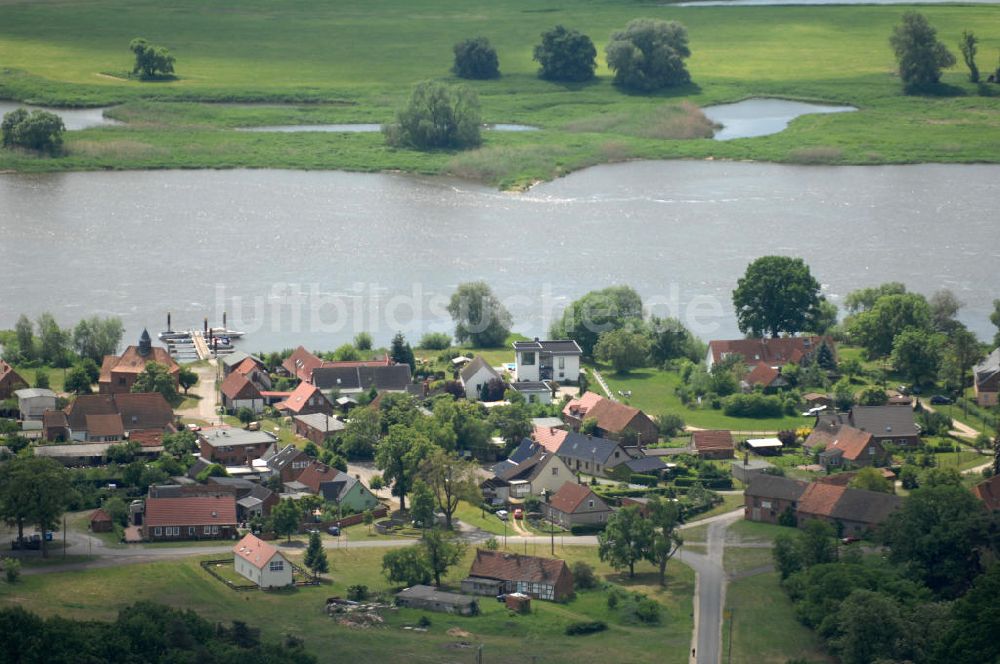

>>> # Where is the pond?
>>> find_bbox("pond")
[1,162,997,350]
[236,123,538,133]
[703,99,856,140]
[0,101,121,131]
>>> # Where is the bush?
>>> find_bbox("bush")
[129,38,176,79]
[570,523,607,536]
[630,473,659,487]
[606,19,692,91]
[656,413,685,437]
[452,37,500,79]
[572,561,598,589]
[419,332,452,350]
[347,585,368,601]
[383,81,482,150]
[2,109,65,155]
[722,393,784,418]
[565,620,607,636]
[533,25,597,82]
[4,558,20,583]
[417,615,432,628]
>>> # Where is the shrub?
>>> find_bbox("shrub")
[1,108,64,154]
[656,413,685,437]
[452,37,500,80]
[572,561,598,589]
[417,615,432,628]
[565,620,607,636]
[606,19,691,91]
[383,81,481,150]
[419,332,452,350]
[722,393,784,418]
[570,523,607,536]
[630,473,659,487]
[129,38,176,79]
[347,585,369,601]
[533,25,597,82]
[4,558,20,583]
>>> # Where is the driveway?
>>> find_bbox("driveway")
[175,361,221,425]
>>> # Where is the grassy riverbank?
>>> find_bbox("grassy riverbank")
[1,0,999,186]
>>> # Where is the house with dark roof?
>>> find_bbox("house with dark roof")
[58,392,175,442]
[233,533,293,588]
[221,372,264,414]
[796,482,903,536]
[459,356,502,401]
[294,461,380,512]
[744,475,807,525]
[484,441,574,503]
[99,329,179,395]
[972,475,1000,511]
[705,336,835,372]
[805,423,887,469]
[142,494,238,541]
[206,477,279,520]
[198,427,276,466]
[262,444,313,483]
[562,392,658,445]
[610,455,668,476]
[818,405,920,447]
[554,430,632,478]
[542,481,612,528]
[310,364,412,394]
[0,360,27,400]
[508,381,554,405]
[513,339,582,384]
[974,348,1000,407]
[691,430,735,460]
[462,549,574,601]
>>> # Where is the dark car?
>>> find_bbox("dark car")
[930,395,952,405]
[327,526,341,536]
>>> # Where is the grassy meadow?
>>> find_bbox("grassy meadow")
[0,0,999,186]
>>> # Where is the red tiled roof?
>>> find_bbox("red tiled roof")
[221,372,261,401]
[274,382,327,414]
[144,495,237,527]
[282,346,324,383]
[547,481,602,514]
[234,357,261,377]
[99,345,179,382]
[295,461,341,494]
[532,425,568,453]
[562,392,603,419]
[90,508,112,523]
[797,483,848,518]
[233,533,285,570]
[824,425,874,462]
[744,362,782,388]
[85,413,124,438]
[692,430,734,452]
[708,336,833,367]
[972,475,1000,511]
[128,430,164,447]
[562,391,648,434]
[468,549,570,585]
[317,354,391,370]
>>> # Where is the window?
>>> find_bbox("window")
[211,526,219,535]
[154,527,162,536]
[521,352,535,366]
[761,500,772,509]
[188,527,195,535]
[269,560,284,572]
[868,447,875,455]
[204,526,212,534]
[558,357,565,369]
[588,500,594,508]
[551,467,558,476]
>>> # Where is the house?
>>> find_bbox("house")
[198,427,277,466]
[42,409,70,442]
[973,348,1000,406]
[295,461,380,512]
[746,437,784,455]
[274,382,334,418]
[562,392,658,445]
[485,440,575,503]
[730,458,775,484]
[459,356,502,401]
[293,413,345,446]
[971,475,1000,511]
[221,372,264,414]
[99,329,180,394]
[233,533,293,588]
[508,381,554,405]
[818,405,920,447]
[310,364,412,394]
[206,477,279,520]
[280,346,325,382]
[610,455,668,477]
[741,362,789,392]
[512,339,582,383]
[89,508,114,533]
[15,388,56,420]
[542,481,612,529]
[744,475,807,525]
[805,423,887,469]
[0,360,27,400]
[803,393,832,409]
[462,549,574,601]
[35,441,153,465]
[395,585,479,616]
[262,444,313,483]
[59,392,175,442]
[705,336,835,372]
[232,356,272,391]
[142,494,238,541]
[554,430,632,478]
[532,424,569,453]
[691,430,735,460]
[796,482,903,536]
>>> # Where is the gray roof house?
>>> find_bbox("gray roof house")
[459,356,502,401]
[311,364,412,393]
[974,348,1000,406]
[555,431,632,478]
[818,405,920,447]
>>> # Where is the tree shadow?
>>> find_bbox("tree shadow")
[905,82,966,98]
[612,81,704,100]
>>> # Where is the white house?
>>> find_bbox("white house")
[459,356,502,401]
[15,388,57,421]
[512,339,582,384]
[232,533,293,588]
[220,372,265,414]
[508,381,553,404]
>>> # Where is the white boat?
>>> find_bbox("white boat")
[208,327,245,339]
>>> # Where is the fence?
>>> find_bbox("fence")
[200,557,319,591]
[298,506,388,533]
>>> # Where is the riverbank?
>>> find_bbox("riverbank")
[1,1,999,187]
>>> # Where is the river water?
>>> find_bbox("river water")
[1,162,997,351]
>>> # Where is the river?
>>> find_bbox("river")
[1,162,997,351]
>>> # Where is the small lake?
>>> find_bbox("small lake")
[236,123,538,133]
[0,101,120,131]
[704,99,856,140]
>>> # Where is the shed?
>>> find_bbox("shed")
[746,438,783,455]
[505,592,531,614]
[395,585,479,616]
[90,508,114,533]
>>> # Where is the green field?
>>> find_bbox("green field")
[0,544,695,664]
[1,0,999,186]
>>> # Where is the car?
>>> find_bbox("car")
[186,423,201,432]
[496,510,509,521]
[841,536,860,545]
[327,526,341,536]
[307,529,320,536]
[513,508,524,520]
[930,395,953,405]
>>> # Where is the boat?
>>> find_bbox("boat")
[208,327,244,339]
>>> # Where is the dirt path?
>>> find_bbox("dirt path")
[919,398,981,439]
[175,361,220,424]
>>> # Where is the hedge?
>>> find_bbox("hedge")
[570,523,607,535]
[673,476,733,490]
[565,621,608,636]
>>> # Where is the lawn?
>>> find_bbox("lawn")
[0,1,999,186]
[12,365,66,394]
[721,572,832,664]
[687,493,744,522]
[0,544,696,664]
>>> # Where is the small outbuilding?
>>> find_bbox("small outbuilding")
[395,585,479,616]
[89,508,114,533]
[232,533,293,589]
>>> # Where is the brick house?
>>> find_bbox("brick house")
[221,372,264,414]
[197,427,276,466]
[705,336,836,371]
[275,382,334,418]
[99,329,179,395]
[0,360,27,400]
[562,392,658,445]
[817,406,920,448]
[972,475,1000,511]
[744,475,807,525]
[293,413,345,446]
[142,495,238,541]
[56,392,175,442]
[691,430,735,460]
[262,444,313,483]
[805,423,887,469]
[796,482,903,537]
[973,349,1000,407]
[542,481,612,528]
[461,549,574,601]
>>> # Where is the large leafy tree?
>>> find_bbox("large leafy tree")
[374,425,436,511]
[132,361,178,403]
[889,12,956,92]
[340,406,382,459]
[533,25,597,82]
[594,327,651,373]
[550,285,643,356]
[598,505,653,578]
[647,316,703,364]
[383,81,481,150]
[1,109,65,154]
[419,449,481,530]
[844,282,907,314]
[382,545,432,587]
[447,282,512,348]
[731,256,822,337]
[0,457,75,557]
[129,38,175,79]
[270,498,301,542]
[422,529,466,587]
[605,18,692,91]
[409,479,436,529]
[72,316,124,364]
[36,313,72,367]
[891,327,944,386]
[488,400,532,449]
[990,299,1000,347]
[848,293,932,358]
[645,498,683,586]
[452,37,500,80]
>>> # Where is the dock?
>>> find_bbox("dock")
[191,331,211,361]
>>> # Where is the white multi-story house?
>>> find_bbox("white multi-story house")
[512,339,582,384]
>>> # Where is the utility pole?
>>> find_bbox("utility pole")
[62,514,67,560]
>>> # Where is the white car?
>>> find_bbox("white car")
[496,510,509,521]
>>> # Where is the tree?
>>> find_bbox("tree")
[362,509,375,534]
[0,457,74,557]
[848,467,893,493]
[36,313,71,367]
[452,37,500,80]
[382,546,432,587]
[806,299,839,336]
[33,368,50,390]
[195,463,227,483]
[940,325,980,396]
[374,425,435,511]
[419,332,451,350]
[354,332,373,351]
[4,558,21,584]
[773,532,803,580]
[488,401,532,448]
[129,38,175,79]
[891,327,944,386]
[605,19,692,92]
[409,479,436,529]
[834,589,905,664]
[383,81,481,150]
[645,498,683,586]
[731,256,821,337]
[798,519,838,567]
[991,299,1000,347]
[13,314,35,361]
[131,361,178,403]
[422,529,466,586]
[236,406,254,428]
[929,288,964,333]
[533,25,597,82]
[420,448,481,530]
[270,499,301,542]
[389,331,415,370]
[1,109,65,154]
[550,285,643,356]
[943,563,1000,664]
[303,531,329,579]
[447,282,512,348]
[856,385,888,407]
[163,429,197,457]
[598,505,653,578]
[647,316,702,364]
[594,328,651,373]
[844,282,907,314]
[72,316,124,364]
[848,293,932,358]
[332,343,360,362]
[340,406,381,459]
[64,366,93,394]
[889,12,956,92]
[177,366,197,394]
